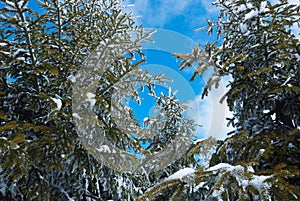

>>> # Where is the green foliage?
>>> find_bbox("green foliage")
[211,128,300,173]
[137,129,300,200]
[211,128,300,194]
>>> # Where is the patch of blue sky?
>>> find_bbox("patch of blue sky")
[123,1,235,140]
[7,75,21,83]
[128,83,168,126]
[128,48,206,126]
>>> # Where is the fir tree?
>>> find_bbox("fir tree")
[0,0,195,200]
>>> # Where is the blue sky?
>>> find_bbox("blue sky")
[123,0,232,139]
[123,0,219,43]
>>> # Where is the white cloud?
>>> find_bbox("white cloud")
[123,0,195,27]
[289,0,300,4]
[186,77,234,140]
[200,0,220,14]
[186,94,211,138]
